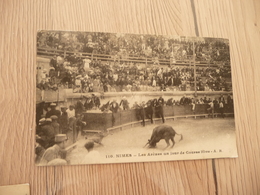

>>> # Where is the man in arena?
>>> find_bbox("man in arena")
[207,100,214,118]
[156,96,165,123]
[110,100,119,126]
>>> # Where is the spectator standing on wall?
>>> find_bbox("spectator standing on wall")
[207,100,214,118]
[66,105,76,131]
[219,94,225,103]
[213,98,219,113]
[191,99,196,114]
[219,101,225,118]
[227,94,233,111]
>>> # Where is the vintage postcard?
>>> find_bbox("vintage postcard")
[35,30,237,166]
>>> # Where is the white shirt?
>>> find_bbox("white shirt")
[75,79,81,86]
[66,109,75,118]
[39,144,61,165]
[83,59,91,70]
[152,79,156,87]
[57,56,64,64]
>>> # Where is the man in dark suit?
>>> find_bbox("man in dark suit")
[45,103,61,119]
[145,100,154,124]
[110,100,119,126]
[119,96,129,110]
[156,96,165,123]
[75,98,85,115]
[38,118,55,148]
[92,94,101,108]
[110,100,119,113]
[49,55,57,71]
[84,96,94,110]
[167,75,174,86]
[180,96,186,105]
[219,94,225,103]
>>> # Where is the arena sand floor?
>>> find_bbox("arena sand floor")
[67,117,237,165]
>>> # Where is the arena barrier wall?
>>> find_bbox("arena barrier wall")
[82,104,234,132]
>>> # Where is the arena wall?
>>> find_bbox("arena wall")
[82,104,234,132]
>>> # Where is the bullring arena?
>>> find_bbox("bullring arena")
[35,31,237,166]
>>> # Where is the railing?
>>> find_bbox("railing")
[82,104,234,131]
[37,47,230,67]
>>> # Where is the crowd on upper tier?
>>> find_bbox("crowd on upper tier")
[37,31,230,62]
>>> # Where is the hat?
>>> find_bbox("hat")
[39,118,46,125]
[45,118,52,122]
[50,115,58,120]
[50,103,56,107]
[55,134,68,143]
[76,75,82,79]
[39,118,46,123]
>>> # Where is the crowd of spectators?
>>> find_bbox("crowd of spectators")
[37,31,230,63]
[99,94,233,111]
[37,32,232,94]
[36,54,232,93]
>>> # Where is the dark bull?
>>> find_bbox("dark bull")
[144,124,183,148]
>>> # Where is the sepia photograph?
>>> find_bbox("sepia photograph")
[35,30,237,166]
